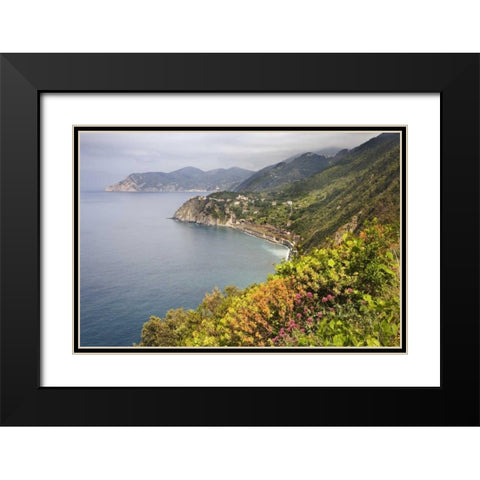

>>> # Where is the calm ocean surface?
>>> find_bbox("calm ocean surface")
[80,191,289,346]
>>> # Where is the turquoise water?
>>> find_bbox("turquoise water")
[79,191,289,346]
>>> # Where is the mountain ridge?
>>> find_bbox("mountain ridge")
[235,152,333,192]
[105,166,254,192]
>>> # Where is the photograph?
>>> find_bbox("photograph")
[76,127,405,351]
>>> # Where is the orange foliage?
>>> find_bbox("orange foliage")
[220,276,297,346]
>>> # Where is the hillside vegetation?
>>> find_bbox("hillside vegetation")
[235,152,332,192]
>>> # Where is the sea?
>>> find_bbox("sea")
[79,191,289,346]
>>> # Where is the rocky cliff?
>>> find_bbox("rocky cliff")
[173,195,297,251]
[173,196,237,227]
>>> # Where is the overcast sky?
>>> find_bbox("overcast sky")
[80,130,379,190]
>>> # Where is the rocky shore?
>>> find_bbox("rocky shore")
[173,195,297,258]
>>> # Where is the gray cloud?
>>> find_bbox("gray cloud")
[80,130,380,190]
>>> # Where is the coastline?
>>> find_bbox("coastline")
[230,224,293,260]
[233,226,291,260]
[173,217,294,261]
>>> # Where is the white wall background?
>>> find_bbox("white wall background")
[1,2,479,479]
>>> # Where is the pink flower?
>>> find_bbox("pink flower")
[300,329,305,333]
[330,308,335,313]
[307,317,313,325]
[295,293,302,299]
[317,312,323,317]
[306,292,313,298]
[296,313,302,318]
[327,294,335,300]
[322,297,328,303]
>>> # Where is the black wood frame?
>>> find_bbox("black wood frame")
[0,54,478,425]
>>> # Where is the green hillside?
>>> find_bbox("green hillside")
[235,152,332,192]
[279,132,400,248]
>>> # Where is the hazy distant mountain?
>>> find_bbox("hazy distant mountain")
[284,146,343,164]
[314,146,343,157]
[105,166,254,192]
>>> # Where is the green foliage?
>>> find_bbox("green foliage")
[139,308,196,347]
[270,221,400,347]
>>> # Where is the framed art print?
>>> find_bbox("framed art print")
[0,54,478,425]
